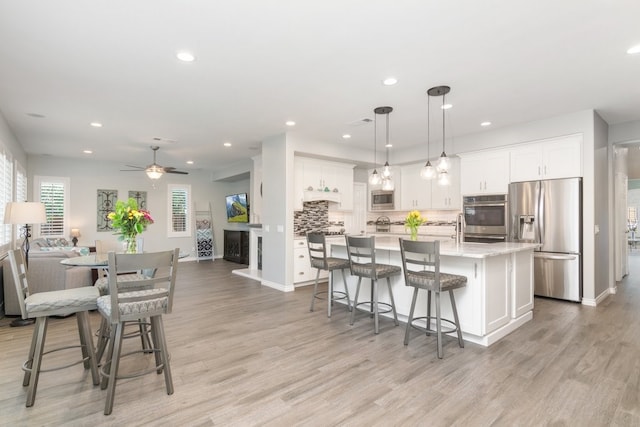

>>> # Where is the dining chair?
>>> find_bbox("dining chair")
[345,235,400,334]
[307,232,351,317]
[7,249,100,407]
[399,238,467,358]
[97,248,179,415]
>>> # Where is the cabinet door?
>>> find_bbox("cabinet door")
[484,255,511,333]
[542,134,582,179]
[294,159,304,211]
[431,157,461,209]
[302,160,324,191]
[510,144,543,182]
[460,150,509,195]
[511,250,534,318]
[400,163,431,210]
[333,166,354,211]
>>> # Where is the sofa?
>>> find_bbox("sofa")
[3,244,93,316]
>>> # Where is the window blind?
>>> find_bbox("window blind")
[0,148,13,251]
[39,181,66,236]
[171,188,188,233]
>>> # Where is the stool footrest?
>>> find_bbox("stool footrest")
[353,301,394,315]
[409,316,459,335]
[312,290,349,302]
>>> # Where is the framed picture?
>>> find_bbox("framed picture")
[128,190,147,210]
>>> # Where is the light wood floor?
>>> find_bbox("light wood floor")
[1,257,640,426]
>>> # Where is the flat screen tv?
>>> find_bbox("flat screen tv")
[225,193,249,223]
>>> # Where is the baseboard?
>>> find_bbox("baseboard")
[581,287,613,306]
[261,279,295,292]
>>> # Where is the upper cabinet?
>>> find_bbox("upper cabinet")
[510,134,583,182]
[295,157,355,211]
[460,149,510,195]
[399,158,460,211]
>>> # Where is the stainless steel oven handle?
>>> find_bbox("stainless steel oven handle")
[464,234,506,240]
[463,203,507,207]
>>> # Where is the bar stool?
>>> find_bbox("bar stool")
[399,238,467,358]
[346,235,400,334]
[7,249,100,407]
[307,233,351,317]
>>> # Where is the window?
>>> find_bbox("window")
[167,184,191,238]
[15,161,27,203]
[35,176,69,238]
[0,147,13,252]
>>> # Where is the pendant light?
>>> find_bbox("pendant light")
[427,85,451,174]
[368,112,381,185]
[420,90,436,180]
[375,106,395,191]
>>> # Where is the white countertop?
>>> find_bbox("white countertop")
[333,235,539,259]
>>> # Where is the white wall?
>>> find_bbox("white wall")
[0,113,27,166]
[26,155,248,257]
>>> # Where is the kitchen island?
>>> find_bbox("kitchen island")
[330,236,539,346]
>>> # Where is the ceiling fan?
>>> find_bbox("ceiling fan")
[121,146,189,179]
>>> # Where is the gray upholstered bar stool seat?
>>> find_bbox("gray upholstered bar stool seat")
[307,232,351,317]
[346,235,400,334]
[7,249,100,407]
[399,239,467,358]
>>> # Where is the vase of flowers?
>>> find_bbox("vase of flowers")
[405,210,425,241]
[107,198,154,253]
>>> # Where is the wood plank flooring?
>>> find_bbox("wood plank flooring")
[1,256,640,426]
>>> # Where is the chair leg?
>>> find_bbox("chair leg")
[101,322,117,390]
[404,287,419,345]
[151,315,174,395]
[76,314,90,370]
[309,269,321,312]
[426,290,433,336]
[340,268,352,311]
[373,279,379,334]
[327,270,333,318]
[386,277,399,326]
[350,277,362,326]
[77,311,100,385]
[26,317,48,407]
[436,291,443,359]
[23,318,39,387]
[104,322,124,415]
[149,316,163,374]
[449,289,465,348]
[96,317,110,364]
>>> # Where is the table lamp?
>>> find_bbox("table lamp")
[70,228,81,246]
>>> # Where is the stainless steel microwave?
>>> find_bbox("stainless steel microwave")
[371,190,394,210]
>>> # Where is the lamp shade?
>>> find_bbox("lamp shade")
[70,228,81,238]
[4,202,47,224]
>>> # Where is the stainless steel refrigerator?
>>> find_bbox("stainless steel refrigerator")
[508,178,582,302]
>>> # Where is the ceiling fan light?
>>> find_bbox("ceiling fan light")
[146,165,163,180]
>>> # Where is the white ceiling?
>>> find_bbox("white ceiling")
[1,1,639,173]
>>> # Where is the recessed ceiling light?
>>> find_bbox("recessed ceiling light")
[385,143,393,148]
[83,150,93,154]
[627,44,640,55]
[342,134,352,139]
[26,113,45,118]
[480,121,492,127]
[285,121,296,126]
[176,51,195,62]
[382,77,398,86]
[186,160,194,165]
[223,142,232,147]
[441,104,453,110]
[90,122,103,127]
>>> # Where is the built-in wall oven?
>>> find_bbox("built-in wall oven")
[462,194,508,243]
[371,190,394,211]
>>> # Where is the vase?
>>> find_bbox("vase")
[410,228,418,241]
[124,235,137,254]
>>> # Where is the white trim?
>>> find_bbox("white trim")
[33,175,70,239]
[167,183,192,238]
[582,287,613,306]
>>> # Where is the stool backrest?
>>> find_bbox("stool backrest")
[345,235,378,279]
[7,249,29,320]
[307,232,328,270]
[399,239,441,289]
[106,248,179,323]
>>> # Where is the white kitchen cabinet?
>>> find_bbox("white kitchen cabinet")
[296,157,355,211]
[511,250,534,318]
[293,238,328,284]
[510,134,582,182]
[460,149,510,195]
[400,163,431,210]
[430,157,461,210]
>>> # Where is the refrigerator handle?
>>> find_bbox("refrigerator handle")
[537,181,544,245]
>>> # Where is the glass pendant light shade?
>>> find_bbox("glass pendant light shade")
[420,160,436,179]
[382,176,394,191]
[382,161,391,178]
[427,85,451,175]
[369,169,381,185]
[437,152,451,172]
[437,170,450,186]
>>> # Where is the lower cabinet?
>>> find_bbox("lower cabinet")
[224,230,249,264]
[293,238,328,284]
